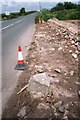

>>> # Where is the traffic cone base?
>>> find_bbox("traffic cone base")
[14,63,27,70]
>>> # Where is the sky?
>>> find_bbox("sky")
[1,0,79,3]
[0,0,79,13]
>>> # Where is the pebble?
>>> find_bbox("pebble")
[55,68,61,73]
[69,50,72,53]
[72,53,77,59]
[54,112,60,117]
[62,116,68,120]
[54,101,63,108]
[63,110,69,117]
[78,90,80,97]
[37,102,50,109]
[75,81,80,85]
[58,104,69,113]
[58,47,63,51]
[17,106,27,118]
[70,70,74,76]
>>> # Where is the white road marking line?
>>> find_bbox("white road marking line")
[15,20,22,24]
[0,18,25,31]
[0,23,14,31]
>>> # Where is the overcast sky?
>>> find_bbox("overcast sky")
[1,0,79,4]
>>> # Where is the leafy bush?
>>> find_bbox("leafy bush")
[56,9,79,20]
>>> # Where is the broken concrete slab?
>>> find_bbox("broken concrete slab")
[27,72,52,97]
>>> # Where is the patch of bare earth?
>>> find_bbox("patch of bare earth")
[2,19,80,120]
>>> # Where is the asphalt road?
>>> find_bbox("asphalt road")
[1,13,36,109]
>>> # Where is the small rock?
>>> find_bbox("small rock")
[55,68,61,73]
[58,104,69,113]
[49,48,55,51]
[48,73,57,77]
[69,88,72,91]
[51,105,56,112]
[32,92,44,98]
[50,78,60,84]
[75,81,80,85]
[54,112,60,117]
[56,33,59,36]
[63,110,69,117]
[64,35,68,39]
[62,116,68,120]
[72,53,77,59]
[17,107,27,118]
[71,40,75,44]
[58,47,63,51]
[78,90,80,97]
[54,101,63,109]
[69,50,72,53]
[37,103,50,110]
[70,70,74,76]
[75,50,78,54]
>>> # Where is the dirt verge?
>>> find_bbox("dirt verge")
[2,19,80,120]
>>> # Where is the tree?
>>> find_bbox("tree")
[64,2,77,10]
[20,7,26,15]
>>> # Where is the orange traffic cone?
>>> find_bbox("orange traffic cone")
[14,46,27,70]
[38,18,41,24]
[42,19,45,24]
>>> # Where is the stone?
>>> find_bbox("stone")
[58,104,69,113]
[54,112,60,117]
[49,48,55,51]
[50,78,60,84]
[32,92,44,99]
[62,116,68,120]
[70,70,74,76]
[35,65,44,73]
[63,110,69,117]
[71,40,75,44]
[54,101,63,109]
[37,103,50,110]
[27,73,52,96]
[72,53,77,59]
[75,50,78,54]
[17,106,27,118]
[75,81,80,85]
[55,68,61,73]
[78,90,80,97]
[58,47,63,51]
[69,50,72,53]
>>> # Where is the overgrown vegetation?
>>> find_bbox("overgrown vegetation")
[1,7,36,20]
[35,9,53,23]
[35,2,80,23]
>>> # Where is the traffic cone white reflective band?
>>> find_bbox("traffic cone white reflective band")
[18,46,24,65]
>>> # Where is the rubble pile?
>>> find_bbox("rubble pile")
[26,19,79,119]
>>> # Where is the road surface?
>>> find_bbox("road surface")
[1,13,36,109]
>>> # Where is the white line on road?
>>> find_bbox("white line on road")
[15,20,22,24]
[0,23,14,31]
[0,19,24,31]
